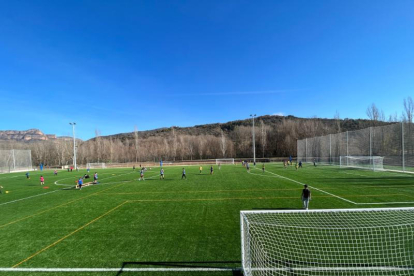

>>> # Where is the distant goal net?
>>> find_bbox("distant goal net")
[0,149,32,173]
[241,208,414,276]
[340,156,384,171]
[216,158,234,165]
[86,163,106,169]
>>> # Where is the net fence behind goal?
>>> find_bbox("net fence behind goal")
[86,163,106,169]
[297,122,414,173]
[0,149,32,173]
[216,158,235,165]
[241,208,414,276]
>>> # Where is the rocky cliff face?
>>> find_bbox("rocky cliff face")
[0,129,57,142]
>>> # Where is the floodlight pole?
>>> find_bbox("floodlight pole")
[70,122,77,170]
[250,114,256,165]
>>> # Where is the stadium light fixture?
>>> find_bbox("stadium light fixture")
[69,122,77,170]
[250,114,256,165]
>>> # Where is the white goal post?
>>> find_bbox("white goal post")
[86,163,106,169]
[340,156,384,171]
[216,158,235,165]
[241,208,414,276]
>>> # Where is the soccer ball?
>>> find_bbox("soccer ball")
[6,191,9,194]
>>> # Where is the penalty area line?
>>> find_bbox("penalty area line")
[251,168,357,205]
[252,168,414,205]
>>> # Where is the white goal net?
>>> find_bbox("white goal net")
[340,156,384,171]
[216,158,235,165]
[86,162,106,169]
[0,149,32,173]
[241,208,414,276]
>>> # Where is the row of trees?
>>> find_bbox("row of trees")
[1,97,412,167]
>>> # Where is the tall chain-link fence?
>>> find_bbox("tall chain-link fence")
[0,149,33,173]
[297,123,414,172]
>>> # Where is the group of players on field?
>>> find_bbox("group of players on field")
[3,160,311,210]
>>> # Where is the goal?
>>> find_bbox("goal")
[340,156,384,171]
[86,163,106,169]
[0,149,32,173]
[216,158,235,165]
[241,208,414,276]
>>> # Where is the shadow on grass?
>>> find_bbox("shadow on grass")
[115,261,242,276]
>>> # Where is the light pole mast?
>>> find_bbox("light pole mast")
[250,114,256,165]
[69,122,77,170]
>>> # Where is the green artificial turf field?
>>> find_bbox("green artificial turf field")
[1,163,414,275]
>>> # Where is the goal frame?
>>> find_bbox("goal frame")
[339,155,384,171]
[86,162,106,169]
[215,158,235,165]
[241,208,414,276]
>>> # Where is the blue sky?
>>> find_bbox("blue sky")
[1,0,413,140]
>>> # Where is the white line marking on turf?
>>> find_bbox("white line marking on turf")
[252,168,414,205]
[251,168,357,205]
[0,190,60,207]
[0,267,241,272]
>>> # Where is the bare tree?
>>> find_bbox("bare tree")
[366,103,385,126]
[134,125,139,163]
[334,111,341,133]
[259,120,268,157]
[171,128,177,161]
[220,130,227,157]
[403,97,413,123]
[95,129,102,162]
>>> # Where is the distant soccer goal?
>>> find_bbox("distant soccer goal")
[86,162,106,169]
[241,208,414,276]
[216,158,234,165]
[0,149,32,173]
[340,156,384,171]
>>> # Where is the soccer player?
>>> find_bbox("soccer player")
[301,185,311,210]
[313,158,317,167]
[133,165,135,171]
[26,172,30,179]
[295,162,299,170]
[262,163,265,172]
[284,161,287,169]
[210,166,214,175]
[218,163,221,170]
[40,175,45,185]
[160,168,165,179]
[93,172,98,184]
[246,162,250,172]
[78,177,83,190]
[87,167,90,173]
[299,161,302,168]
[0,186,3,194]
[199,166,203,174]
[139,169,145,181]
[182,168,187,179]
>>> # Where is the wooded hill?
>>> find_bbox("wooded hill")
[0,115,392,166]
[97,115,383,142]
